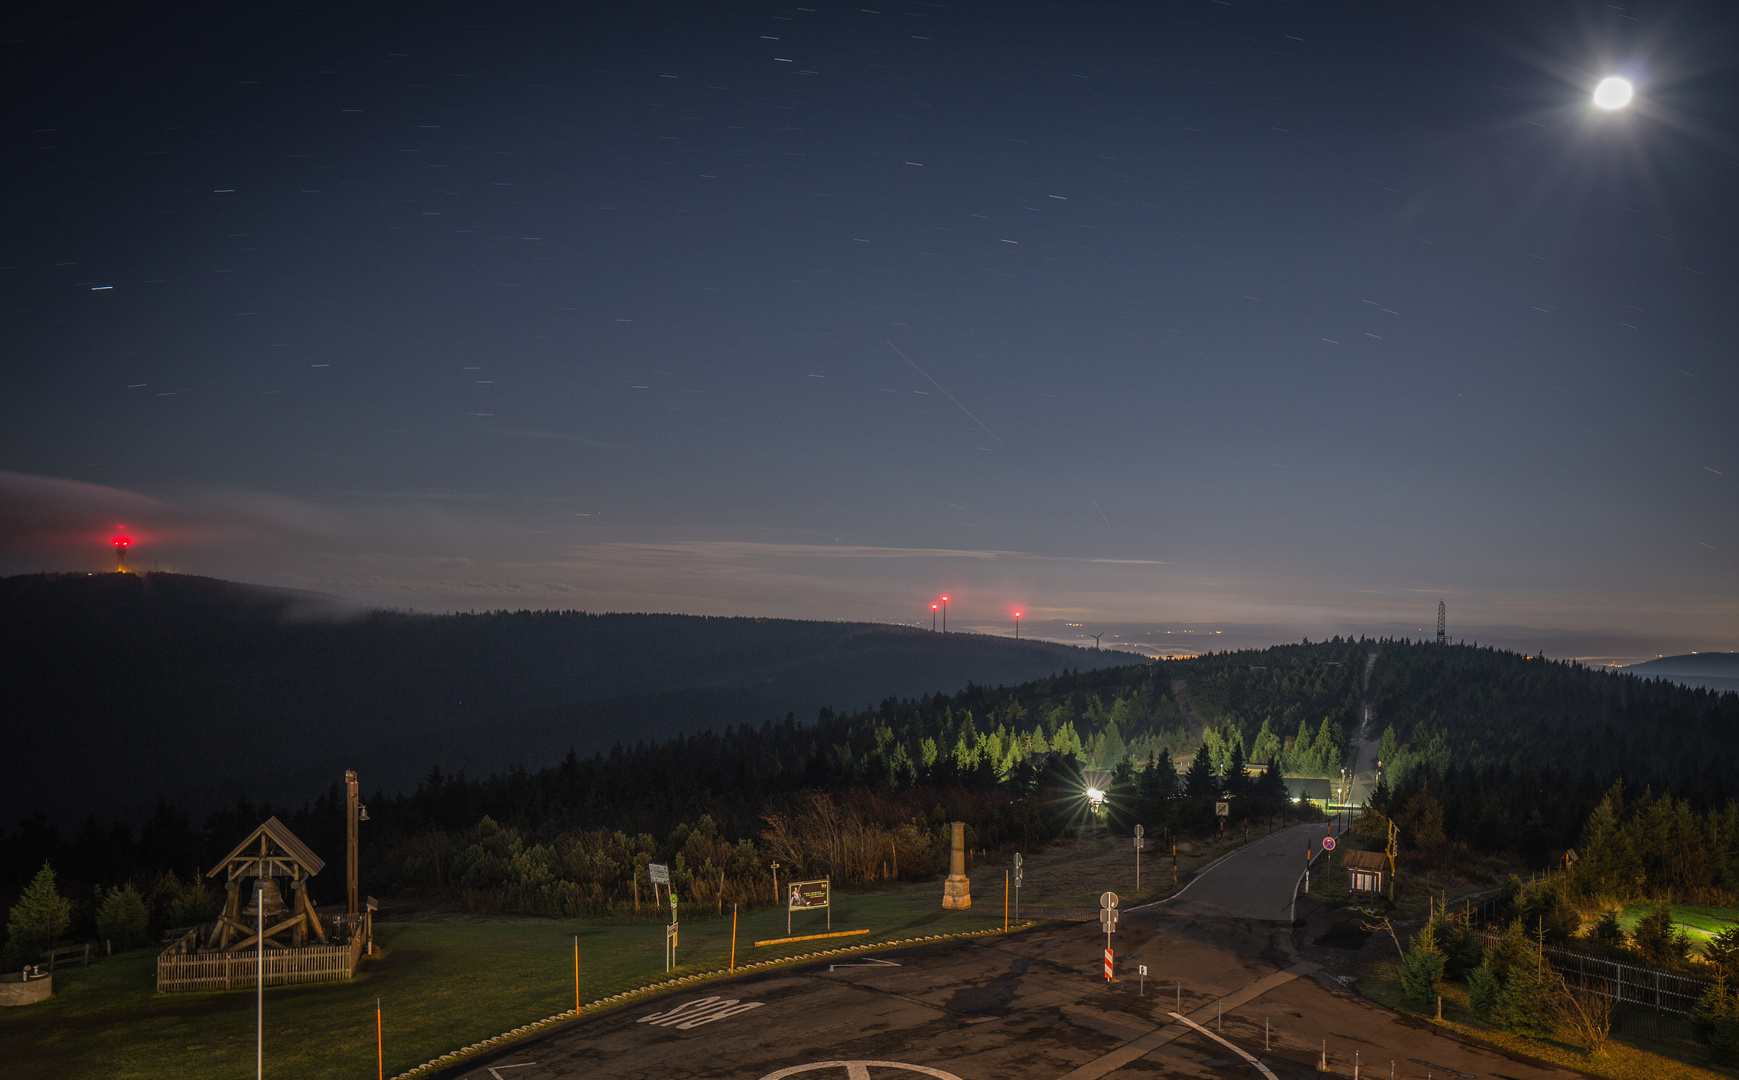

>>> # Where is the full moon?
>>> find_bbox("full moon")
[1592,76,1634,110]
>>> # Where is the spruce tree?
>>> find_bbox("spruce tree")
[4,862,73,966]
[1183,744,1219,800]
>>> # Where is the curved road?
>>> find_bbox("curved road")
[1152,820,1343,923]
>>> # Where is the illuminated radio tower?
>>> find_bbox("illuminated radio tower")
[113,531,132,573]
[1436,600,1446,646]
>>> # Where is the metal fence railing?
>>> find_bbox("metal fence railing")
[1472,931,1712,1015]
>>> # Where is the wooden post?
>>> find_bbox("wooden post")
[345,770,361,918]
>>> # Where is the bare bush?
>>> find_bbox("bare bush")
[1551,973,1615,1057]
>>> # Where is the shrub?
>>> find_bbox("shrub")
[95,884,150,951]
[1588,909,1626,950]
[1468,962,1500,1017]
[1485,918,1533,985]
[1703,926,1739,982]
[147,871,221,929]
[1492,948,1556,1037]
[1551,974,1615,1057]
[1691,973,1739,1066]
[1400,923,1447,1007]
[1631,903,1691,965]
[1431,916,1485,980]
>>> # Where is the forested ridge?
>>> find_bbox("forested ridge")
[1369,641,1739,802]
[5,632,1736,957]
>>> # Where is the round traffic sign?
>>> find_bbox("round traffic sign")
[1014,852,1023,867]
[1322,837,1336,851]
[1134,824,1144,838]
[1100,891,1119,909]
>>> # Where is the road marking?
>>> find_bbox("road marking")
[486,1064,535,1080]
[759,1062,964,1080]
[1052,963,1315,1080]
[637,996,765,1029]
[828,958,902,972]
[1168,1012,1278,1080]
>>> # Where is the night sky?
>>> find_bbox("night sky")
[1,0,1735,647]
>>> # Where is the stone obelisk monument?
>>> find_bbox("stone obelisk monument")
[941,821,971,909]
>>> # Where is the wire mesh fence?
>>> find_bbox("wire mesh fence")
[1471,931,1712,1015]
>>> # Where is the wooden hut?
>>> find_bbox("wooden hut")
[1342,849,1389,896]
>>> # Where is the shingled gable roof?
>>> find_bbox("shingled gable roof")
[1340,850,1389,872]
[207,815,326,877]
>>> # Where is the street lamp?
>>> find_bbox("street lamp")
[256,879,265,1080]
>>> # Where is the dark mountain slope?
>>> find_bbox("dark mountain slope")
[0,572,1138,824]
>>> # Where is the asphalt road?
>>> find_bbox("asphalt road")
[441,830,1583,1080]
[1153,822,1340,924]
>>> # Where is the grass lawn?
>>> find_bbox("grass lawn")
[1617,904,1739,955]
[1359,960,1735,1080]
[0,885,1008,1080]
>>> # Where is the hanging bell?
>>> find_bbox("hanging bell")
[243,877,288,919]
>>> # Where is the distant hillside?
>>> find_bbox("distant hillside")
[0,573,1139,825]
[1622,652,1739,696]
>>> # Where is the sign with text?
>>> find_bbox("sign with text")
[788,879,830,910]
[648,863,670,885]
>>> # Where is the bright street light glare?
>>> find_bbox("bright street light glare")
[1085,787,1106,805]
[1592,76,1633,110]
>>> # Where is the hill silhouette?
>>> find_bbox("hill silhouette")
[1621,652,1739,695]
[0,572,1138,825]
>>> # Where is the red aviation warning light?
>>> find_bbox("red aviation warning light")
[112,531,132,573]
[1014,611,1022,640]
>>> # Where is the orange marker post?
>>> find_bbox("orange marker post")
[730,904,738,972]
[1003,871,1009,933]
[376,997,383,1080]
[573,935,580,1014]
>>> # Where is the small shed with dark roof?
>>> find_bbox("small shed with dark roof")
[1341,849,1389,896]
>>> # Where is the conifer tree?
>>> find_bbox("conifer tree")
[4,862,72,966]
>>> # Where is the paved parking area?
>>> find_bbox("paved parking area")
[441,826,1584,1080]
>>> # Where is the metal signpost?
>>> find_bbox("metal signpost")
[666,892,680,972]
[1099,891,1118,982]
[787,878,831,936]
[1134,825,1144,892]
[1013,853,1022,918]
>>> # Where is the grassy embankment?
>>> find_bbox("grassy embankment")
[1616,903,1739,957]
[0,887,1006,1080]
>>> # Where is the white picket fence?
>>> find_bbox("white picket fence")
[156,931,363,993]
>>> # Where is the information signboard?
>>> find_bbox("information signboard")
[788,880,829,910]
[648,863,670,885]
